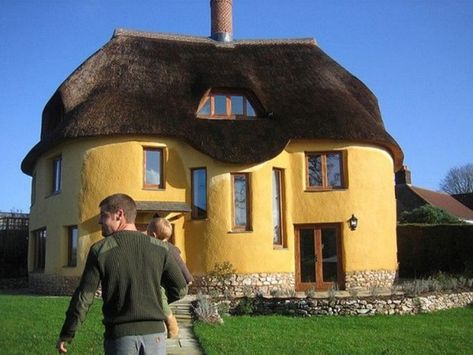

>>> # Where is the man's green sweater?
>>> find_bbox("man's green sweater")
[59,231,188,341]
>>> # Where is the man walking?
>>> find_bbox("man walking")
[56,193,188,354]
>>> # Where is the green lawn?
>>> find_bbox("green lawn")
[194,307,473,355]
[0,294,103,354]
[1,294,472,354]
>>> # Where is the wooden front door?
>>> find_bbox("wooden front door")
[295,224,342,291]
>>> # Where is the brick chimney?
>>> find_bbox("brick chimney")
[210,0,233,42]
[395,165,412,185]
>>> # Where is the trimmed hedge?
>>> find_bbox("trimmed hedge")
[0,229,28,278]
[397,224,473,278]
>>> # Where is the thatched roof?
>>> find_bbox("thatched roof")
[22,29,403,175]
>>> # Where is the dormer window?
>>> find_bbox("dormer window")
[197,90,259,119]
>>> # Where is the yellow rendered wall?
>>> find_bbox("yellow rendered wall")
[28,141,82,276]
[28,137,397,278]
[286,141,398,272]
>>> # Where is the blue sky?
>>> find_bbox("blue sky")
[1,0,472,212]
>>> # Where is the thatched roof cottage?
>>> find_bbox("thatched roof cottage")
[22,1,403,294]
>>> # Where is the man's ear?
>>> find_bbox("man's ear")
[116,209,125,220]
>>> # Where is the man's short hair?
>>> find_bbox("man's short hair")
[147,217,172,241]
[99,193,137,223]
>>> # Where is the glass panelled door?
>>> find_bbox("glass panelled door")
[299,228,316,283]
[295,225,341,291]
[321,228,338,283]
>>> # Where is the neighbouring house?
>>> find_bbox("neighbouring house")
[452,193,473,210]
[21,1,403,295]
[395,166,473,223]
[0,212,29,278]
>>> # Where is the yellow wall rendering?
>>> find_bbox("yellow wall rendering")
[28,136,398,290]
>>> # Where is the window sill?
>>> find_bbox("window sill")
[197,115,258,120]
[273,245,288,250]
[228,229,253,234]
[304,187,346,192]
[47,191,61,198]
[142,187,166,191]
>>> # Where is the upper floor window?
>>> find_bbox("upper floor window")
[52,155,62,194]
[144,148,164,189]
[33,228,47,271]
[191,168,207,219]
[306,152,344,190]
[272,168,285,247]
[197,90,258,119]
[67,226,78,267]
[231,173,251,231]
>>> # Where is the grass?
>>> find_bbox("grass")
[194,307,473,354]
[0,294,103,354]
[1,294,472,354]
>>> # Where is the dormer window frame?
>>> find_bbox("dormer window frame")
[197,89,261,120]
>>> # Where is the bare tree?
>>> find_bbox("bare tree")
[439,163,473,194]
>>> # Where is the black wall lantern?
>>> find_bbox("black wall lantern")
[349,214,358,231]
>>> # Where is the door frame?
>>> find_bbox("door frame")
[294,223,344,291]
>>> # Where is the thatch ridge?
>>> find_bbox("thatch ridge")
[113,28,317,46]
[22,30,403,174]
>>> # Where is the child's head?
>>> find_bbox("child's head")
[147,217,172,241]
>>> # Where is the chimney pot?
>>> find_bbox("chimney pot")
[210,0,233,42]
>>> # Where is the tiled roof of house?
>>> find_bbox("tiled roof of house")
[452,193,473,210]
[397,184,473,221]
[22,29,403,174]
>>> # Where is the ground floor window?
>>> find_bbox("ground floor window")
[33,228,47,271]
[67,226,78,267]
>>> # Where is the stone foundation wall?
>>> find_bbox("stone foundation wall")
[345,270,396,290]
[227,291,473,316]
[191,270,397,296]
[28,269,396,295]
[191,272,295,297]
[29,273,80,295]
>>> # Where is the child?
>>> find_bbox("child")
[147,217,194,338]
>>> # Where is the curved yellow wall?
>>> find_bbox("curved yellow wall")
[286,141,398,272]
[28,136,397,279]
[28,141,82,276]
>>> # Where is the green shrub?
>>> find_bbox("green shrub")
[234,297,255,315]
[399,205,464,224]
